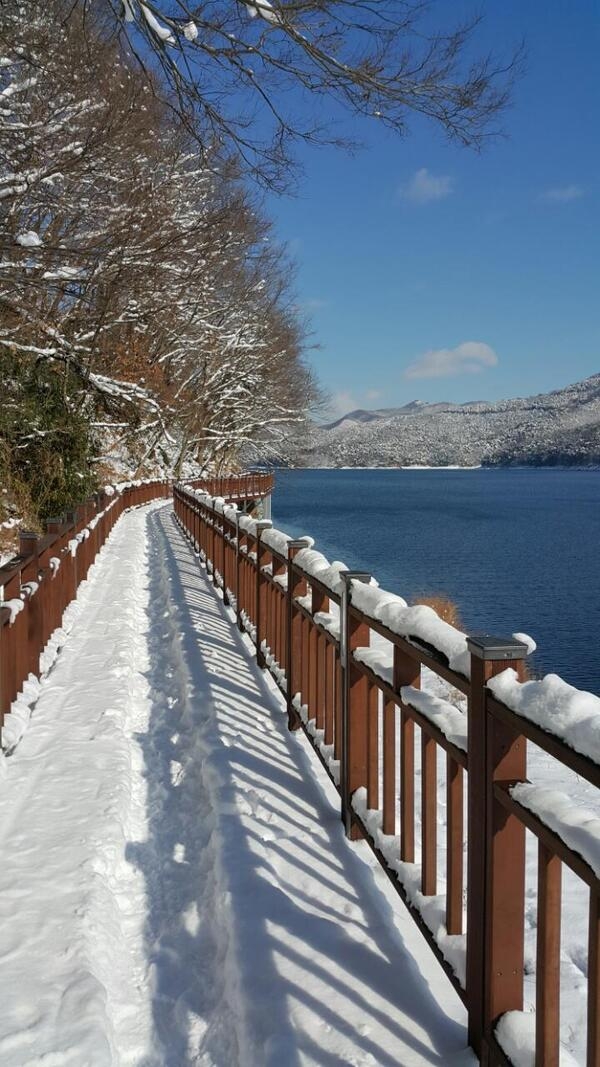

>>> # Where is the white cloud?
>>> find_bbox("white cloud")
[399,168,453,204]
[541,184,584,203]
[404,341,498,380]
[331,390,356,416]
[329,388,384,417]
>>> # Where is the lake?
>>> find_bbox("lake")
[271,468,600,695]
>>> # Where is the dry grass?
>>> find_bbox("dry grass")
[413,594,533,680]
[414,594,463,630]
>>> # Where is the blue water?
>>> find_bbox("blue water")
[271,468,600,695]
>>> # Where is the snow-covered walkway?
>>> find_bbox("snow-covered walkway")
[0,502,473,1066]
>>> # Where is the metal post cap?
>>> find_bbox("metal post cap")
[340,570,372,585]
[466,634,530,661]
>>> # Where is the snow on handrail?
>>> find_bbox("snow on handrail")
[173,478,600,1067]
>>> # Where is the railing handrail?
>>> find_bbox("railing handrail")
[184,471,274,502]
[0,479,170,742]
[173,480,600,1067]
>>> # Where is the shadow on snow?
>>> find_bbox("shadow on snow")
[126,506,468,1067]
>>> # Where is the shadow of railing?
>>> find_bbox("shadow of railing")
[126,506,470,1066]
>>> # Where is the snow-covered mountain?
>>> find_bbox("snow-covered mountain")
[282,373,600,468]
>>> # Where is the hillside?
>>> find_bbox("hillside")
[281,373,600,468]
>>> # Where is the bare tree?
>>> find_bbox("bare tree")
[99,0,521,187]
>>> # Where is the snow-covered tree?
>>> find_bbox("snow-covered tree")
[0,1,318,520]
[103,0,521,188]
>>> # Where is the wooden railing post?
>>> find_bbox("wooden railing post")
[18,530,38,559]
[44,516,64,637]
[285,539,311,730]
[254,520,272,667]
[235,513,244,631]
[18,531,41,679]
[466,634,529,1058]
[340,572,371,839]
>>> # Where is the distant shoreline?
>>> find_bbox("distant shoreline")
[271,464,600,472]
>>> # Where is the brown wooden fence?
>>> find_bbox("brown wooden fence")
[184,472,273,504]
[0,479,170,740]
[174,480,600,1067]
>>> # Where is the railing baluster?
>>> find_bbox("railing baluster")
[308,613,318,721]
[396,647,419,863]
[254,521,272,667]
[367,682,379,811]
[334,652,342,761]
[316,629,326,732]
[536,843,562,1067]
[325,640,335,746]
[588,890,600,1067]
[340,573,371,840]
[382,696,396,835]
[286,541,310,730]
[446,755,464,935]
[421,731,437,895]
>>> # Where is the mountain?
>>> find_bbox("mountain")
[280,374,600,468]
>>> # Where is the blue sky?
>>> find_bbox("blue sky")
[266,0,599,416]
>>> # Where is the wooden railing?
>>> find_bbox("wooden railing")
[0,479,170,742]
[174,481,600,1067]
[184,472,273,504]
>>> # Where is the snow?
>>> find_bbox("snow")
[15,230,42,248]
[354,645,394,685]
[294,545,348,595]
[183,20,198,42]
[488,669,600,764]
[313,608,340,640]
[0,502,473,1065]
[511,782,600,877]
[41,266,84,281]
[140,4,175,43]
[349,580,470,677]
[1,674,41,754]
[244,0,282,24]
[495,1011,537,1067]
[261,526,291,557]
[295,592,313,612]
[400,686,468,752]
[496,1011,579,1067]
[1,597,24,623]
[351,788,467,988]
[237,513,257,534]
[513,631,537,654]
